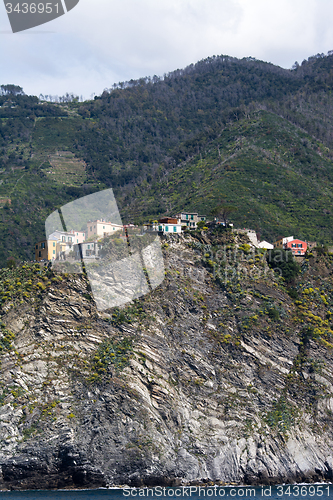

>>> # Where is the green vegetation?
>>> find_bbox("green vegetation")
[89,337,133,382]
[22,424,39,441]
[0,263,53,307]
[0,323,15,352]
[266,249,301,283]
[3,52,333,264]
[109,301,147,326]
[263,397,298,434]
[0,93,97,265]
[46,151,87,186]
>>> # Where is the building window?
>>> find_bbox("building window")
[53,250,55,255]
[77,239,78,243]
[186,214,188,220]
[53,242,55,247]
[88,245,90,249]
[173,226,177,232]
[191,215,194,220]
[41,242,45,249]
[103,226,105,229]
[68,237,72,242]
[159,226,162,231]
[39,251,41,257]
[165,226,168,232]
[36,245,38,249]
[62,236,65,242]
[90,227,92,231]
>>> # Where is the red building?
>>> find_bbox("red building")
[284,239,307,256]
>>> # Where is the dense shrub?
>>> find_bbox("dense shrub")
[266,249,301,282]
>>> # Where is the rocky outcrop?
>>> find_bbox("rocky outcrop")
[1,232,333,489]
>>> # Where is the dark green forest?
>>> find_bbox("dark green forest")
[1,52,333,264]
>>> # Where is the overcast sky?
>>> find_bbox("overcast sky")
[1,0,333,99]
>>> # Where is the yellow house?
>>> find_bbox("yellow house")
[56,240,73,260]
[274,236,294,248]
[35,238,58,261]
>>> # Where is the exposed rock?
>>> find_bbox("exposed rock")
[1,232,333,489]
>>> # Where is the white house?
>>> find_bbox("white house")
[147,217,182,234]
[174,212,206,229]
[49,230,75,244]
[258,240,274,250]
[68,229,86,244]
[153,223,182,234]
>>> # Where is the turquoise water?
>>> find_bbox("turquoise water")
[0,485,332,500]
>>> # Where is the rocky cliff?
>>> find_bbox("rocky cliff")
[1,230,333,490]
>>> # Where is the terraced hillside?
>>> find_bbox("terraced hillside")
[46,151,87,186]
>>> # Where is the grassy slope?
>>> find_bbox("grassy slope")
[119,110,333,244]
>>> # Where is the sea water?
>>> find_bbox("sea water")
[0,484,332,500]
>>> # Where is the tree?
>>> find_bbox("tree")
[6,257,16,269]
[0,84,24,96]
[266,249,300,282]
[211,201,236,226]
[197,220,206,230]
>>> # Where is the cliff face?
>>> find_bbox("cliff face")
[1,231,333,490]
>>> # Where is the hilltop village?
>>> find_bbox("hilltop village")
[35,210,317,263]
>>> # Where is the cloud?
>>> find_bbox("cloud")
[0,0,333,98]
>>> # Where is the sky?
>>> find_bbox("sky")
[1,0,333,99]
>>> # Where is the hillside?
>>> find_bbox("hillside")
[121,109,333,244]
[0,94,99,264]
[74,52,333,189]
[1,231,333,488]
[2,52,333,263]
